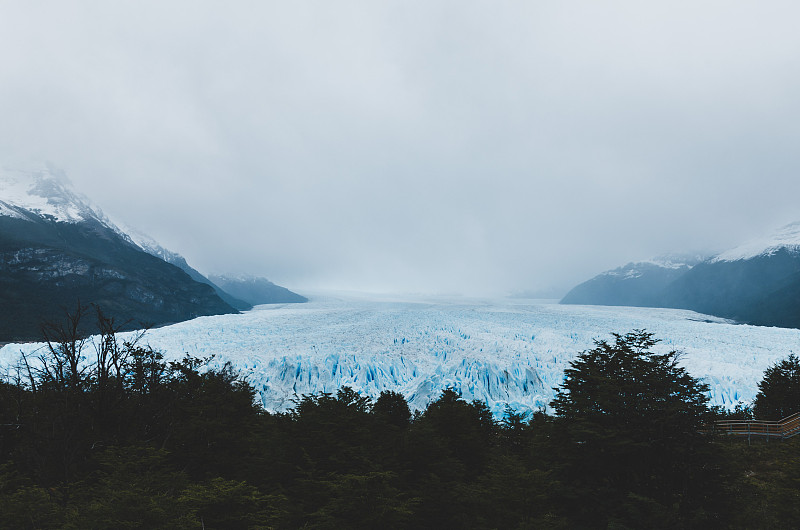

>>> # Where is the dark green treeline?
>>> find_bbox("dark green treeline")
[1,318,798,529]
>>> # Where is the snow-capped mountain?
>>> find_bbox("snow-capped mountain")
[0,165,119,227]
[560,254,706,308]
[712,221,800,262]
[562,223,800,329]
[663,250,800,329]
[0,165,237,341]
[660,223,800,327]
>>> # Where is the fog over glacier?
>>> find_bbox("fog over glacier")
[2,2,800,295]
[3,295,797,417]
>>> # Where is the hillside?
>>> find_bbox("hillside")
[125,229,253,311]
[0,166,237,341]
[560,255,703,307]
[561,223,800,329]
[208,274,307,305]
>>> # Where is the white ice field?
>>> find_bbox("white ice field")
[2,293,799,418]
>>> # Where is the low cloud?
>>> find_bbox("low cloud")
[2,1,799,295]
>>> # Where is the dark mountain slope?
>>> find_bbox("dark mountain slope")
[560,223,800,329]
[0,215,237,341]
[561,261,693,307]
[0,167,239,341]
[127,233,253,311]
[750,272,800,328]
[660,249,800,323]
[208,275,307,305]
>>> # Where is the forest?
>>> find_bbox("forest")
[1,309,799,529]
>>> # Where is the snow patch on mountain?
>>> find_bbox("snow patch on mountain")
[0,165,125,232]
[120,225,185,263]
[713,222,800,262]
[646,253,708,269]
[210,273,268,283]
[599,254,704,279]
[0,201,29,220]
[0,165,186,261]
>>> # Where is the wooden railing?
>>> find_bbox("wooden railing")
[715,412,800,440]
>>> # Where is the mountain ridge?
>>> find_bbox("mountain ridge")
[561,223,800,329]
[712,221,800,262]
[0,167,238,341]
[122,227,253,311]
[208,274,308,305]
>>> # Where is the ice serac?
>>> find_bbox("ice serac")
[3,295,792,419]
[0,165,237,341]
[148,298,800,416]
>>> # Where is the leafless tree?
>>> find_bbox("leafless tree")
[39,303,89,393]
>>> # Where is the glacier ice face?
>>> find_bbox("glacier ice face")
[2,293,798,418]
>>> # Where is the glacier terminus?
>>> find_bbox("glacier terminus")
[2,292,798,418]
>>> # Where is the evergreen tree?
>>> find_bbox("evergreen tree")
[373,390,412,428]
[550,330,717,527]
[753,353,800,420]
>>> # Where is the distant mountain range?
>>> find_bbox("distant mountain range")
[561,223,800,328]
[0,165,305,342]
[125,229,253,311]
[560,254,707,308]
[208,275,308,305]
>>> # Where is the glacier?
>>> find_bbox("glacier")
[2,292,798,418]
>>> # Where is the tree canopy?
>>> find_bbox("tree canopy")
[550,330,717,527]
[753,353,800,420]
[4,319,797,528]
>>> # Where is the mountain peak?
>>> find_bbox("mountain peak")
[712,221,800,262]
[0,164,239,340]
[598,253,706,279]
[0,165,106,224]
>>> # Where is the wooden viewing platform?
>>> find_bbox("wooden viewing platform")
[715,412,800,440]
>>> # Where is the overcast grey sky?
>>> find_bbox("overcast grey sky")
[2,1,800,296]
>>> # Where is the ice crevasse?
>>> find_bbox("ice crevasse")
[2,295,797,418]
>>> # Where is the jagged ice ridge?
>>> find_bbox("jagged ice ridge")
[2,294,798,418]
